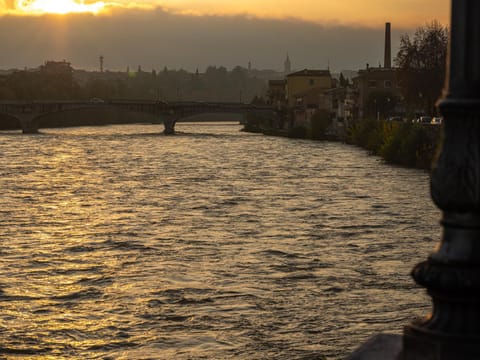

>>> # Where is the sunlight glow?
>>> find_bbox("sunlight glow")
[16,0,106,14]
[1,0,449,28]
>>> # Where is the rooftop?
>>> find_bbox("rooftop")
[287,69,331,77]
[268,79,286,85]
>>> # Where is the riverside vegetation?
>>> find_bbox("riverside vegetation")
[245,110,440,170]
[244,109,333,140]
[346,119,441,169]
[289,109,333,140]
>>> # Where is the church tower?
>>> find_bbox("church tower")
[284,53,291,74]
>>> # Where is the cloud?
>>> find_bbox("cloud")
[1,0,449,28]
[0,0,15,10]
[0,7,435,72]
[154,0,449,28]
[0,0,152,15]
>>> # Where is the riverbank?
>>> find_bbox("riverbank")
[243,109,340,141]
[346,119,442,169]
[243,116,442,170]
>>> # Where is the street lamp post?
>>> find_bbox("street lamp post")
[403,1,480,359]
[386,97,391,119]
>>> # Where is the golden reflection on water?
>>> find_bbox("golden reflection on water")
[0,124,439,359]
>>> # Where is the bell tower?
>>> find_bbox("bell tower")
[284,53,291,74]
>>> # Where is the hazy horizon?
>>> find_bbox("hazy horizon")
[0,2,450,73]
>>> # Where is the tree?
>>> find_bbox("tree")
[395,20,448,116]
[339,73,349,87]
[310,109,332,139]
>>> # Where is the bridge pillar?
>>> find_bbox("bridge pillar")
[17,114,40,134]
[403,1,480,359]
[163,117,177,135]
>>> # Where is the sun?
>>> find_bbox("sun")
[16,0,106,15]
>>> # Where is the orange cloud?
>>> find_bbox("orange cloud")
[1,0,450,28]
[0,0,153,15]
[163,0,450,28]
[16,0,105,14]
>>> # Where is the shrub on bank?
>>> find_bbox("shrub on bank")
[348,119,441,169]
[287,109,333,139]
[347,118,384,154]
[243,112,267,133]
[288,125,308,139]
[310,109,333,140]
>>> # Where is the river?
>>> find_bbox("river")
[0,123,439,359]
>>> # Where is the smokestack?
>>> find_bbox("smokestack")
[384,22,391,69]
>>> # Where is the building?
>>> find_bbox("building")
[284,69,333,132]
[267,79,286,106]
[286,69,332,107]
[39,60,73,76]
[352,22,402,119]
[353,65,401,119]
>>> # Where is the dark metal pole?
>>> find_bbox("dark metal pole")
[403,1,480,359]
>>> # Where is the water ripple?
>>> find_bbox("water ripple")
[0,123,439,359]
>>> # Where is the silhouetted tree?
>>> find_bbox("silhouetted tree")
[310,109,332,139]
[395,20,448,115]
[84,78,114,99]
[0,62,267,103]
[339,73,349,87]
[5,61,80,100]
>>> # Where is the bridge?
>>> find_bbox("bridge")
[0,100,274,135]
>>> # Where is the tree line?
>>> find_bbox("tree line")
[0,64,267,103]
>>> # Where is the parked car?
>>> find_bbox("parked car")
[431,116,443,125]
[386,116,403,122]
[418,116,432,124]
[89,97,105,104]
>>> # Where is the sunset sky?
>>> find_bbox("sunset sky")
[0,0,450,71]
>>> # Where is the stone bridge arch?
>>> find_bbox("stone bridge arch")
[0,101,171,134]
[176,112,245,123]
[0,101,273,135]
[0,112,23,131]
[34,105,161,129]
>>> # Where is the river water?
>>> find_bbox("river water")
[0,123,440,359]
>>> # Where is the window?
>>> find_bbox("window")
[309,79,315,86]
[384,80,392,88]
[368,80,377,88]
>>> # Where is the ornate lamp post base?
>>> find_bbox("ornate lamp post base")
[404,325,480,360]
[401,0,480,356]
